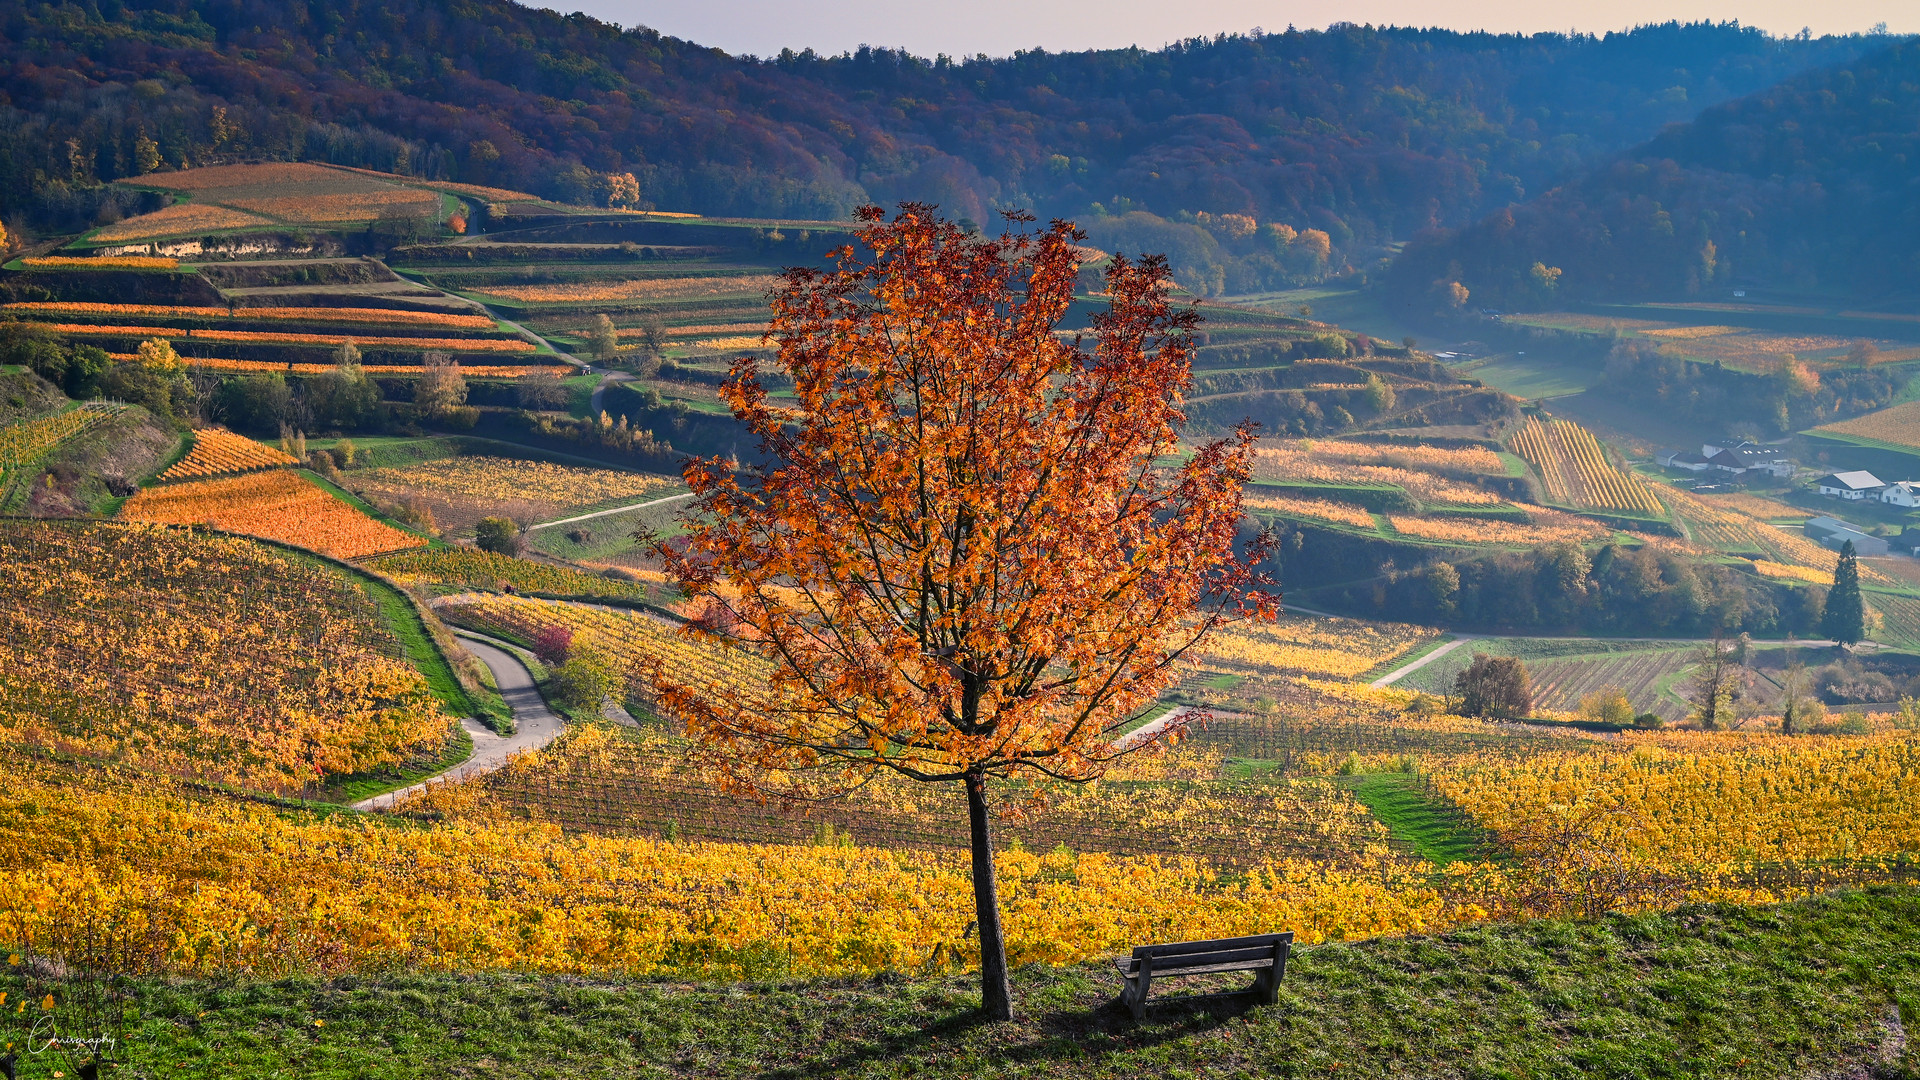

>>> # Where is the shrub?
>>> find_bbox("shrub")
[1578,686,1636,726]
[1454,653,1532,720]
[548,655,610,711]
[531,624,573,666]
[474,516,521,555]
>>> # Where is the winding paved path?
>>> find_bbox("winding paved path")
[351,633,565,811]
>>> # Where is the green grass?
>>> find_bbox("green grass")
[16,887,1920,1078]
[1453,355,1600,400]
[352,571,508,729]
[1226,283,1420,345]
[1341,773,1491,865]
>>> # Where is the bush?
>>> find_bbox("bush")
[548,655,610,712]
[1454,653,1532,720]
[474,516,521,556]
[1578,686,1635,726]
[531,624,573,666]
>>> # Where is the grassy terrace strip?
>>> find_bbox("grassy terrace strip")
[8,888,1917,1078]
[1340,772,1492,865]
[33,324,535,351]
[2,301,499,330]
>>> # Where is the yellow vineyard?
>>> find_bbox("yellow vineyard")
[158,428,299,481]
[1510,417,1663,515]
[121,470,427,560]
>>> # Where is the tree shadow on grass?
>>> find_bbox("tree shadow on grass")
[756,972,1268,1079]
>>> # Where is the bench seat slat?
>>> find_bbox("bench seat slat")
[1114,946,1285,974]
[1130,932,1292,959]
[1117,958,1278,980]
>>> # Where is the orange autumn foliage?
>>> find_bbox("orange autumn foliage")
[651,206,1278,1015]
[656,206,1277,793]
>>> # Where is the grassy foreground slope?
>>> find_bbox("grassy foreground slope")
[25,888,1919,1079]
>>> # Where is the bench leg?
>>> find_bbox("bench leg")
[1250,942,1288,1006]
[1120,957,1154,1020]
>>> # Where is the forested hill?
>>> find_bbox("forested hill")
[1387,37,1920,311]
[0,2,1879,285]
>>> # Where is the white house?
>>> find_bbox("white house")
[1884,482,1920,508]
[1817,470,1886,499]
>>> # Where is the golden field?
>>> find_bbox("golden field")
[157,428,299,482]
[121,470,426,559]
[348,456,678,531]
[0,521,447,792]
[477,274,779,304]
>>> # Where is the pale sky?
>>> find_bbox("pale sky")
[568,0,1913,58]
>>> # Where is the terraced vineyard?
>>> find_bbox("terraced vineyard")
[0,403,125,482]
[157,427,298,481]
[345,454,679,532]
[435,593,769,716]
[1510,416,1663,515]
[463,726,1397,868]
[1523,648,1711,722]
[121,470,427,560]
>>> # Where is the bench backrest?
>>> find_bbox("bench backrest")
[1118,932,1293,974]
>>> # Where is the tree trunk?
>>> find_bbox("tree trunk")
[965,770,1013,1021]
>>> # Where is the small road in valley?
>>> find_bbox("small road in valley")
[352,632,565,812]
[1366,632,1855,690]
[1370,637,1479,688]
[529,491,694,531]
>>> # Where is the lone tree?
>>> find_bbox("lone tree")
[473,515,520,556]
[588,313,620,364]
[1822,539,1866,647]
[1454,653,1532,719]
[649,205,1276,1020]
[1686,635,1746,730]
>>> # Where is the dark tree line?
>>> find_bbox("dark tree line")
[1388,37,1920,309]
[1275,523,1828,636]
[1595,341,1906,436]
[0,2,1880,290]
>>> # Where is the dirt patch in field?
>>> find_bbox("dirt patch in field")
[23,407,181,516]
[0,371,68,426]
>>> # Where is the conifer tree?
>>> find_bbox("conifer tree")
[1822,539,1865,647]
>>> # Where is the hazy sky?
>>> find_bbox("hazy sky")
[570,0,1913,58]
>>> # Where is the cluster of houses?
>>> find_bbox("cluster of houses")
[1656,440,1920,556]
[1808,469,1920,507]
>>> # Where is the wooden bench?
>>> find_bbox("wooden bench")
[1114,932,1293,1020]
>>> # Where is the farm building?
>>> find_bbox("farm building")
[1817,471,1886,499]
[1658,450,1712,472]
[1804,516,1889,556]
[1884,482,1920,508]
[1700,441,1795,478]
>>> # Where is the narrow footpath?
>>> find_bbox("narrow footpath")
[352,633,565,811]
[529,491,694,530]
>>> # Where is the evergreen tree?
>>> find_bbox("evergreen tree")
[1822,540,1866,646]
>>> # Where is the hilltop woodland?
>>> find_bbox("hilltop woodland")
[0,3,1886,294]
[1390,37,1920,309]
